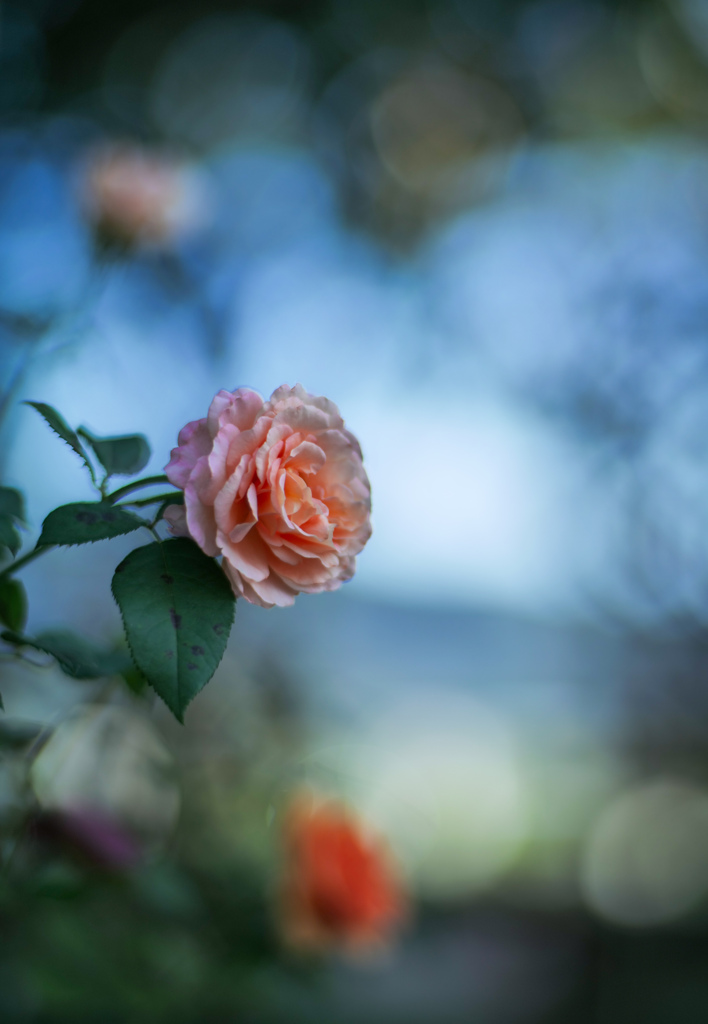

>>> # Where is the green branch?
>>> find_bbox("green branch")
[117,491,182,509]
[0,544,53,580]
[105,475,170,504]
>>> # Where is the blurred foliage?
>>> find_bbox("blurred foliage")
[5,0,708,1021]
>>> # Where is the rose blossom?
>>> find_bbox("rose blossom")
[81,142,203,247]
[164,384,372,607]
[32,807,143,872]
[279,790,406,952]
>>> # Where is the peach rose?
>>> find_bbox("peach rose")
[279,791,406,952]
[164,384,371,607]
[82,142,203,247]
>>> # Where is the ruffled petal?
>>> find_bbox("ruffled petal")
[218,527,270,582]
[246,570,298,608]
[222,562,297,608]
[163,503,189,537]
[207,387,264,436]
[164,418,211,489]
[184,485,218,556]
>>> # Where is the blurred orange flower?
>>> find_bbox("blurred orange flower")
[81,142,203,248]
[279,790,406,954]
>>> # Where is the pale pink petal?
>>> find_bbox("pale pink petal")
[274,401,329,434]
[219,452,255,505]
[218,527,270,582]
[246,570,298,607]
[222,562,297,608]
[164,418,211,489]
[208,387,265,435]
[246,482,259,521]
[287,441,326,475]
[222,560,246,599]
[268,552,335,587]
[235,455,256,500]
[267,383,298,406]
[256,423,289,481]
[227,521,255,543]
[262,443,285,490]
[213,470,253,537]
[206,391,236,437]
[283,431,304,458]
[263,537,300,563]
[278,534,340,566]
[163,503,189,536]
[228,418,271,477]
[297,513,330,542]
[267,385,343,427]
[184,486,218,556]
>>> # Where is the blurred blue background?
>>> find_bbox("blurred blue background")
[4,0,708,1021]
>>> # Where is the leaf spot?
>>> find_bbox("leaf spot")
[169,608,182,629]
[212,624,224,636]
[191,644,204,656]
[165,650,174,659]
[76,511,98,525]
[161,574,174,585]
[187,662,197,670]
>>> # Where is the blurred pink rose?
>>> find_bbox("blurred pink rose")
[82,142,203,247]
[164,385,372,607]
[32,807,143,872]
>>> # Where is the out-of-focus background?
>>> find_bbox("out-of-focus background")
[4,0,708,1020]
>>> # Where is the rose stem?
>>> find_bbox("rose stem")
[0,544,54,581]
[117,492,181,509]
[105,475,170,504]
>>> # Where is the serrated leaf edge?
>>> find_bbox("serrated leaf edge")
[25,402,96,483]
[110,541,235,724]
[78,426,152,478]
[37,502,146,548]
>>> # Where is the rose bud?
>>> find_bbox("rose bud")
[81,141,203,249]
[278,791,406,953]
[31,807,143,872]
[164,385,372,607]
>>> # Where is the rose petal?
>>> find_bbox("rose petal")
[207,387,264,436]
[288,441,326,476]
[184,484,218,556]
[218,527,270,582]
[164,418,211,489]
[163,503,188,536]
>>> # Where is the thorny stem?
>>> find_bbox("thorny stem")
[142,523,162,543]
[105,475,169,504]
[0,544,53,581]
[117,491,181,509]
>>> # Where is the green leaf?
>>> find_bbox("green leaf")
[122,665,148,696]
[78,427,151,478]
[25,401,95,482]
[0,487,25,524]
[37,502,145,547]
[1,629,132,679]
[111,539,235,722]
[0,577,27,631]
[0,515,21,557]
